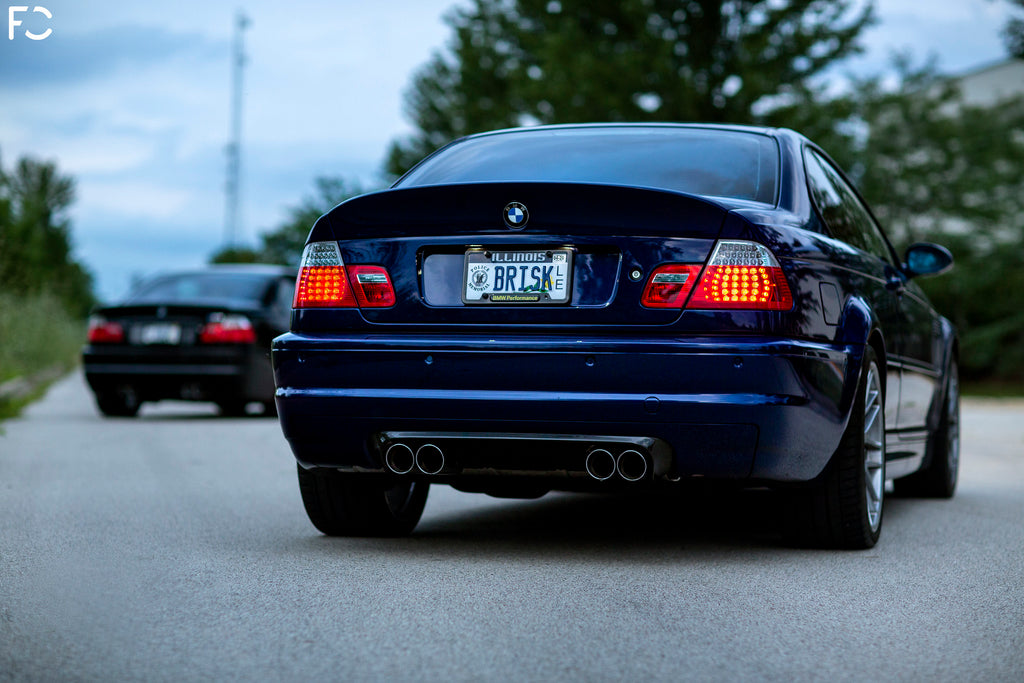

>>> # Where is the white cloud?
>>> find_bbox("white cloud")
[78,179,195,220]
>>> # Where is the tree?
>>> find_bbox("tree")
[208,246,262,264]
[386,0,875,177]
[827,59,1024,384]
[1001,0,1024,57]
[214,177,367,266]
[0,151,94,316]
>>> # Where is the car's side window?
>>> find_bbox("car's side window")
[270,278,296,329]
[804,149,893,263]
[276,278,296,311]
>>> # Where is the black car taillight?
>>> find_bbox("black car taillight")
[199,313,256,344]
[87,315,125,343]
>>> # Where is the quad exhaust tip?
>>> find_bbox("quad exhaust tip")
[415,443,445,476]
[616,449,648,482]
[585,448,617,481]
[384,443,415,475]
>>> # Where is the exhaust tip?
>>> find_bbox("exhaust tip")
[384,443,415,475]
[416,443,445,475]
[585,448,616,481]
[617,449,649,482]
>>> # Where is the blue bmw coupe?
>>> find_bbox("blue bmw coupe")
[272,124,958,548]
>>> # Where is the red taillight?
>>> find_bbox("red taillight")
[640,265,702,308]
[291,242,394,309]
[199,314,256,344]
[292,241,357,308]
[293,265,357,308]
[348,265,396,308]
[688,241,793,311]
[87,316,124,343]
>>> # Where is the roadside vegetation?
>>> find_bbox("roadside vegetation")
[0,152,93,419]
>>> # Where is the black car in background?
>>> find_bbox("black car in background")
[83,265,295,417]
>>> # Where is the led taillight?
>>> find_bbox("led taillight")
[640,265,702,308]
[199,314,256,344]
[348,265,396,308]
[87,316,124,343]
[293,242,357,308]
[688,241,793,311]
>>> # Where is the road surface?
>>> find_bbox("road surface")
[2,372,1023,681]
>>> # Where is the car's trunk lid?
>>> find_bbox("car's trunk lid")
[304,182,739,329]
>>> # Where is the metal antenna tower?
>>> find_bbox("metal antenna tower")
[224,10,250,248]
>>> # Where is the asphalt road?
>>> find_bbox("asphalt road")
[2,372,1023,681]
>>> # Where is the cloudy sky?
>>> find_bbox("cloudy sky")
[0,0,1016,302]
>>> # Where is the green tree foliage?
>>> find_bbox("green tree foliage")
[0,151,94,317]
[1001,0,1024,58]
[386,0,875,177]
[838,60,1024,384]
[221,177,366,267]
[208,246,262,264]
[259,177,365,265]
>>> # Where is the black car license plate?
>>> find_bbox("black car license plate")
[462,249,572,304]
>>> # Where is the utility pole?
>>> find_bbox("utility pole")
[224,10,249,249]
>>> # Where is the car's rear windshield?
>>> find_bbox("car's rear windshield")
[396,127,779,205]
[129,273,271,304]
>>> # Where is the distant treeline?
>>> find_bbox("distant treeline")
[0,152,94,317]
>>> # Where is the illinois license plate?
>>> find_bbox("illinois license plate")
[139,323,181,345]
[463,249,572,304]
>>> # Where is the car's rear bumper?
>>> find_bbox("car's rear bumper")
[271,333,864,484]
[82,344,274,402]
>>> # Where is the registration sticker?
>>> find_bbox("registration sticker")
[462,249,573,304]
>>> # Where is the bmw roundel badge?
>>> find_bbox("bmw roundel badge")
[503,201,529,229]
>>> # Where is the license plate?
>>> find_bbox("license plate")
[139,323,181,345]
[463,249,572,304]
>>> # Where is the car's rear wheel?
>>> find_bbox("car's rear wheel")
[894,358,959,498]
[296,465,429,536]
[784,347,885,549]
[94,388,140,417]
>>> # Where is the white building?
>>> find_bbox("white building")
[953,58,1024,106]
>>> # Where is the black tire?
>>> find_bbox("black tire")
[296,465,429,537]
[784,347,885,549]
[893,359,959,498]
[95,389,141,417]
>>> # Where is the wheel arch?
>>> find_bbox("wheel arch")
[839,294,889,399]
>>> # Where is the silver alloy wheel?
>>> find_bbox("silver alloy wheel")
[946,363,961,485]
[863,362,885,532]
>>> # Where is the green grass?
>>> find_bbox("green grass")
[0,290,83,419]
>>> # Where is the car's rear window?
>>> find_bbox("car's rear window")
[129,273,270,304]
[397,127,779,205]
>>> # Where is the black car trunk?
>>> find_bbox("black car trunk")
[93,302,259,348]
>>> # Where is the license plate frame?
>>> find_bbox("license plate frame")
[462,248,573,305]
[138,322,182,345]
